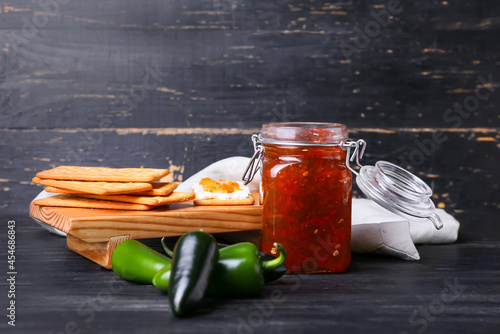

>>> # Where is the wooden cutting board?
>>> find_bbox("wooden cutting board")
[30,191,262,269]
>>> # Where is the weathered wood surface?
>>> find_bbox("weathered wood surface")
[1,1,499,129]
[1,212,499,333]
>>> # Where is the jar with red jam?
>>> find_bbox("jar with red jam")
[258,122,351,273]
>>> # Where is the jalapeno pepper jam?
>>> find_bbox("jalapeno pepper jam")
[259,123,351,273]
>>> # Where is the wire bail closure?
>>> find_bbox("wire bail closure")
[340,139,367,176]
[242,134,263,185]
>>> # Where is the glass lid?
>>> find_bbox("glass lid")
[356,161,443,229]
[341,139,443,230]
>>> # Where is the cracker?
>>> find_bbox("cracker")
[74,192,195,206]
[156,192,195,204]
[75,194,161,205]
[134,182,178,196]
[33,194,155,211]
[44,182,178,196]
[36,166,169,182]
[194,197,255,206]
[45,187,83,194]
[32,177,153,195]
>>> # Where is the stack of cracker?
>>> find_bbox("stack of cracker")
[32,166,195,210]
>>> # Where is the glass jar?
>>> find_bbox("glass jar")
[258,122,351,273]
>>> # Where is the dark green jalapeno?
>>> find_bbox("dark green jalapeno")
[168,231,218,316]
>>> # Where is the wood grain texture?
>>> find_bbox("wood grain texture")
[0,0,499,129]
[32,190,261,267]
[29,201,71,233]
[66,234,131,269]
[30,191,262,242]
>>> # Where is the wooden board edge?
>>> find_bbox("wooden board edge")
[70,216,261,242]
[30,202,72,234]
[67,234,131,269]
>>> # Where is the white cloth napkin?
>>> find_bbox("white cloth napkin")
[177,157,460,261]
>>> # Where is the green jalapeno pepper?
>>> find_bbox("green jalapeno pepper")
[153,239,287,297]
[208,242,286,297]
[168,231,218,317]
[111,239,171,285]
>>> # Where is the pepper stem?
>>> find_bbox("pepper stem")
[161,237,174,258]
[261,243,287,271]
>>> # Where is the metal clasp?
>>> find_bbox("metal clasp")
[242,134,263,185]
[341,139,367,176]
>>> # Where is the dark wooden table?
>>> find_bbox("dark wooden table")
[1,209,498,334]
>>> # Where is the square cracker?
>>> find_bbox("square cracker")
[36,166,169,182]
[32,177,153,195]
[74,192,195,206]
[44,187,87,194]
[33,194,156,211]
[44,182,178,196]
[135,182,178,196]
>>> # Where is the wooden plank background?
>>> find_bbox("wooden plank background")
[0,0,498,216]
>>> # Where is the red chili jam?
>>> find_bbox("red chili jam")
[260,123,352,273]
